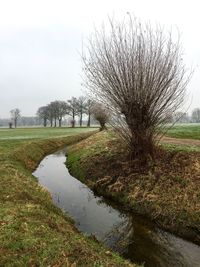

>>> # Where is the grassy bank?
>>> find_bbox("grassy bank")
[0,128,136,267]
[67,131,200,244]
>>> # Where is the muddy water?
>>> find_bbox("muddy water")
[33,148,200,267]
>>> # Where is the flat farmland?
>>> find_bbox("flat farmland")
[0,127,97,141]
[166,123,200,140]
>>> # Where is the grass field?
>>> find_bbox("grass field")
[1,123,200,141]
[166,123,200,140]
[0,127,135,267]
[0,127,97,140]
[0,127,98,159]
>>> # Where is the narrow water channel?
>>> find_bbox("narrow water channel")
[33,148,200,267]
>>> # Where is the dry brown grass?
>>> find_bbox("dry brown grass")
[67,131,200,244]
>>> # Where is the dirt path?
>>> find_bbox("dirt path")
[161,136,200,147]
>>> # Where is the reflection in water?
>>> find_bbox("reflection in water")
[105,216,200,267]
[33,148,200,267]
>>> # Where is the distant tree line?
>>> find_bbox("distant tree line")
[0,98,109,130]
[1,107,41,127]
[191,108,200,123]
[37,97,91,127]
[3,104,200,130]
[36,97,109,129]
[170,108,200,123]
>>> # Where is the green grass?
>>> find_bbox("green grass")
[2,123,198,142]
[0,127,97,158]
[166,123,200,140]
[161,143,200,152]
[0,126,97,140]
[0,128,136,267]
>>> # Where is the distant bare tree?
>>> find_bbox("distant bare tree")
[91,103,109,131]
[48,101,59,127]
[191,108,200,123]
[37,106,48,127]
[55,101,68,127]
[173,112,190,123]
[10,108,21,128]
[37,102,68,127]
[85,99,94,127]
[46,103,54,127]
[67,97,79,127]
[82,16,191,161]
[77,96,87,127]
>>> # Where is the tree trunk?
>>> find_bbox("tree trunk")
[87,113,91,127]
[99,122,107,131]
[14,119,17,128]
[50,119,53,127]
[59,119,62,127]
[130,131,155,163]
[44,118,47,127]
[80,112,82,127]
[54,118,57,127]
[71,120,75,128]
[72,110,75,128]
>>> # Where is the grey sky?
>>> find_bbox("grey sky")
[0,0,199,118]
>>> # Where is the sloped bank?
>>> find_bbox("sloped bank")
[67,131,200,245]
[0,131,136,267]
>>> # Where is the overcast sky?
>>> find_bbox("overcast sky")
[0,0,199,118]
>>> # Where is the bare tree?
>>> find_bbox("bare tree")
[173,112,190,123]
[191,108,200,123]
[49,101,65,127]
[46,103,54,127]
[54,100,68,127]
[48,101,59,127]
[67,97,79,127]
[85,99,94,127]
[37,101,68,127]
[77,96,87,127]
[82,16,191,161]
[37,106,48,127]
[91,103,109,131]
[10,108,21,128]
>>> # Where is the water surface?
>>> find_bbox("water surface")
[33,148,200,267]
